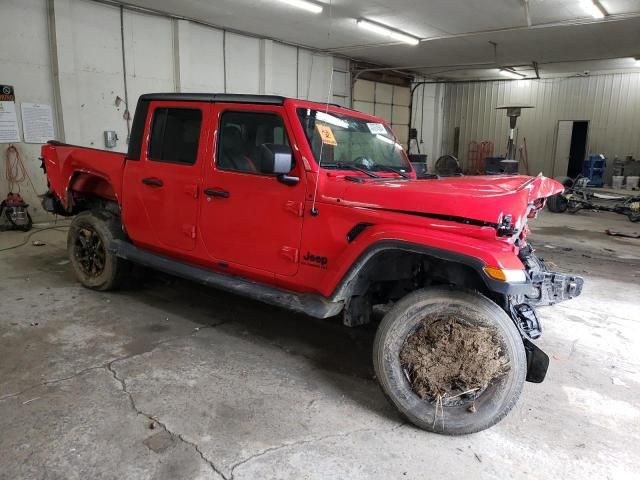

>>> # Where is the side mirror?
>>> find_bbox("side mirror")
[259,144,293,174]
[258,144,299,185]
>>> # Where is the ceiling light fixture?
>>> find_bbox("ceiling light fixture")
[356,19,420,46]
[278,0,323,14]
[316,111,349,129]
[499,69,526,80]
[581,0,607,19]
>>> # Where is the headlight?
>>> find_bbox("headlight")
[483,266,528,283]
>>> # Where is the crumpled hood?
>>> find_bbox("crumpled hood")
[324,174,563,227]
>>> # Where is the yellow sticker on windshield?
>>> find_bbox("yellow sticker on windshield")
[316,124,337,146]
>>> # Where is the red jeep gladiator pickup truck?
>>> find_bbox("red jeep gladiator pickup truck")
[41,93,582,434]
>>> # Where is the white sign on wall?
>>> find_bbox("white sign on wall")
[0,84,21,143]
[21,103,55,144]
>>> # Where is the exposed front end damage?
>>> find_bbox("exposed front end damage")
[519,245,584,307]
[503,244,584,383]
[489,179,584,385]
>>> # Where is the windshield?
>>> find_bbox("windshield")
[297,108,410,173]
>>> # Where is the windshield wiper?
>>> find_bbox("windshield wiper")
[373,164,409,178]
[323,163,379,178]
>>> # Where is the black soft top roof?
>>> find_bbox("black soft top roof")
[138,93,286,105]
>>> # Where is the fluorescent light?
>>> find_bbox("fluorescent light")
[316,111,349,129]
[357,19,420,46]
[375,134,403,149]
[499,69,526,80]
[581,0,607,18]
[358,20,390,36]
[390,31,420,46]
[278,0,323,14]
[375,134,394,145]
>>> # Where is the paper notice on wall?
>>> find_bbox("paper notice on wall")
[21,103,55,144]
[0,85,21,143]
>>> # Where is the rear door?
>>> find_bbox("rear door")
[122,101,210,253]
[199,104,306,276]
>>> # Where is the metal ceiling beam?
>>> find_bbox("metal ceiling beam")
[324,10,640,55]
[417,11,640,44]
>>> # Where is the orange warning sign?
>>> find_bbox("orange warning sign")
[316,124,337,146]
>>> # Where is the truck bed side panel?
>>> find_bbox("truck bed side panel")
[41,142,126,209]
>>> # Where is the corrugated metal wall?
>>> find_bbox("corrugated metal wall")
[441,73,640,176]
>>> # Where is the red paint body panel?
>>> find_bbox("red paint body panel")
[121,100,213,253]
[40,96,563,298]
[41,143,125,209]
[198,102,308,277]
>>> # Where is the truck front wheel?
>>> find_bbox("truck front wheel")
[373,287,526,435]
[67,210,130,291]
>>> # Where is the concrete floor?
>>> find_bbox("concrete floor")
[1,210,639,480]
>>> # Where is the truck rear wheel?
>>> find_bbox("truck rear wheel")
[67,210,130,291]
[373,287,526,435]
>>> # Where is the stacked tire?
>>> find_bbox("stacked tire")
[547,176,573,213]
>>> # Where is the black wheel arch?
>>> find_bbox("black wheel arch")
[329,240,530,305]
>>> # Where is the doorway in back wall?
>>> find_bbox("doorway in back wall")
[553,120,589,178]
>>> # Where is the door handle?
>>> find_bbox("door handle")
[141,177,163,187]
[203,188,230,198]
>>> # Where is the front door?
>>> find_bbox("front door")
[199,104,306,276]
[122,101,210,253]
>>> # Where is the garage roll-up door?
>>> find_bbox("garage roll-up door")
[353,79,411,149]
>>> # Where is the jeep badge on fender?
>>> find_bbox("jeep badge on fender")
[302,251,328,268]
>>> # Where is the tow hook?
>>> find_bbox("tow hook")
[512,303,542,339]
[508,302,547,382]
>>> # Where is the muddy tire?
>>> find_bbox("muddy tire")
[373,287,526,435]
[67,210,130,291]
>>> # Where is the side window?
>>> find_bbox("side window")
[217,111,290,174]
[148,107,202,165]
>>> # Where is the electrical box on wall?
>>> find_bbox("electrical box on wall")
[104,130,118,148]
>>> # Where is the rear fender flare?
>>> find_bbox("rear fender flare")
[65,171,118,210]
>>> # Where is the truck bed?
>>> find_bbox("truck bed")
[41,141,126,210]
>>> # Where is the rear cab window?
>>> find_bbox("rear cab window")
[148,107,202,165]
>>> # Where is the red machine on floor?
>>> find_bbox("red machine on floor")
[467,140,494,174]
[0,192,32,231]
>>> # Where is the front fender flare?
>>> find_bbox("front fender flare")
[328,240,532,303]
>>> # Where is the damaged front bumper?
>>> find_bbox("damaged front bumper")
[520,247,584,307]
[507,247,584,340]
[505,245,584,383]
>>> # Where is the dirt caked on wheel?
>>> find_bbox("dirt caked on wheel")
[373,287,526,435]
[68,210,130,291]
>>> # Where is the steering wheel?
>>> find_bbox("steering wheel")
[353,156,374,170]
